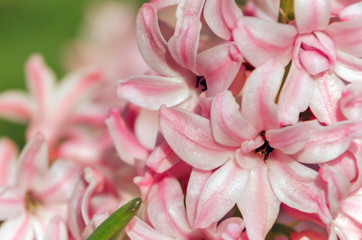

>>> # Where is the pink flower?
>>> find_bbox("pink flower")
[0,134,80,239]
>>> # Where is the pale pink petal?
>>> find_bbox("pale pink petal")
[334,50,362,82]
[339,82,362,120]
[309,73,345,124]
[295,121,362,164]
[216,217,245,240]
[33,160,80,203]
[0,187,25,220]
[25,55,55,121]
[294,0,331,33]
[146,140,181,173]
[196,43,243,97]
[105,109,149,165]
[194,160,249,228]
[237,161,280,240]
[290,230,327,240]
[185,168,213,227]
[159,105,235,170]
[278,63,314,125]
[340,188,362,223]
[43,216,68,240]
[136,4,181,77]
[326,18,362,57]
[267,152,330,220]
[204,0,243,40]
[211,90,257,147]
[168,15,201,72]
[0,215,33,240]
[0,138,17,185]
[319,166,351,217]
[0,91,32,123]
[147,176,191,238]
[339,2,362,21]
[134,109,159,150]
[16,133,48,191]
[126,217,174,240]
[252,0,280,21]
[233,17,296,67]
[241,59,284,130]
[117,75,190,110]
[333,213,362,240]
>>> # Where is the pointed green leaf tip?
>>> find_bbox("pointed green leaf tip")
[87,197,142,240]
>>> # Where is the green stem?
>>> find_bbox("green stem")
[278,0,294,23]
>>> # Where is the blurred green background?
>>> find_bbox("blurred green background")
[0,0,146,147]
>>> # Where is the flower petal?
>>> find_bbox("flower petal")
[126,217,174,240]
[309,72,345,124]
[0,138,17,185]
[204,0,243,40]
[237,161,280,240]
[147,175,191,238]
[105,109,149,165]
[136,4,181,77]
[294,0,331,33]
[0,215,33,240]
[159,105,235,170]
[146,140,181,173]
[233,17,296,67]
[194,160,248,228]
[43,216,68,240]
[211,90,257,147]
[0,91,32,123]
[197,43,243,97]
[241,59,284,130]
[339,82,362,120]
[117,75,190,110]
[334,50,362,82]
[278,63,314,125]
[0,187,25,220]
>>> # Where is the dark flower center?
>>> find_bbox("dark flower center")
[255,131,274,160]
[196,76,207,92]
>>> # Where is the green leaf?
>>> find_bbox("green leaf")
[87,197,142,240]
[278,0,294,23]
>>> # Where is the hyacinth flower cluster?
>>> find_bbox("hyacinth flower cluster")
[1,0,362,239]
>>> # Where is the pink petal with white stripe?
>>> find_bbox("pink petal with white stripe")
[185,168,213,228]
[33,160,80,203]
[136,4,181,77]
[194,160,248,229]
[159,105,235,170]
[146,140,180,173]
[340,188,362,224]
[216,217,245,240]
[25,55,55,121]
[16,133,48,191]
[339,82,362,120]
[241,59,284,130]
[105,109,149,165]
[266,121,312,154]
[294,0,331,33]
[310,72,345,124]
[237,161,280,240]
[233,17,296,67]
[204,0,243,40]
[0,215,33,240]
[278,63,314,125]
[326,18,362,57]
[268,152,330,219]
[333,212,362,240]
[168,14,202,71]
[211,90,257,147]
[43,216,68,240]
[147,176,191,238]
[339,2,362,21]
[117,75,190,110]
[0,91,32,123]
[0,138,17,185]
[319,166,351,217]
[126,217,174,240]
[197,43,243,97]
[0,187,25,220]
[334,50,362,82]
[295,121,362,163]
[252,0,280,21]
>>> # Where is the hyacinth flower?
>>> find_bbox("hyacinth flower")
[230,0,362,125]
[159,59,362,239]
[0,134,80,239]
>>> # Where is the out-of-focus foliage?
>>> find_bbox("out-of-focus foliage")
[0,0,147,147]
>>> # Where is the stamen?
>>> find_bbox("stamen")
[255,131,274,160]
